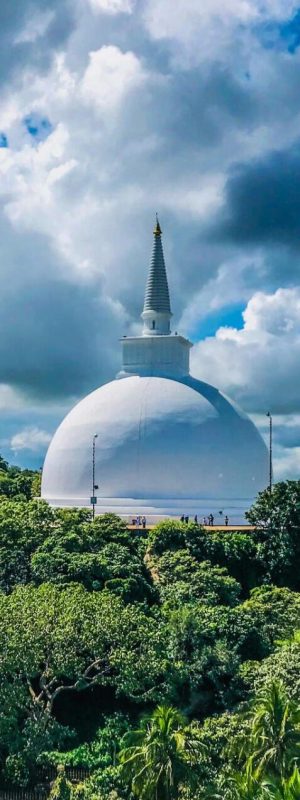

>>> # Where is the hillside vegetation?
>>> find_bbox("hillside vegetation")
[0,463,299,799]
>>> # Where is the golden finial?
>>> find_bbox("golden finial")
[154,213,162,236]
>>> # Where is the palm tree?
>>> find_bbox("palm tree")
[266,767,300,800]
[246,682,300,779]
[119,705,205,800]
[203,770,272,800]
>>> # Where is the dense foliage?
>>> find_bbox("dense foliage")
[0,455,40,501]
[0,463,299,798]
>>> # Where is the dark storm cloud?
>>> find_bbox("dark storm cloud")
[0,216,123,399]
[275,423,300,448]
[214,142,300,247]
[0,0,75,85]
[115,63,257,169]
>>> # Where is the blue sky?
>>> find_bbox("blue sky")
[190,305,245,340]
[0,0,300,480]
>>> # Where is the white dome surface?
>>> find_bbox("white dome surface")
[42,374,268,522]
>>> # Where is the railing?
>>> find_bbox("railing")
[0,791,48,800]
[0,766,92,800]
[35,766,90,783]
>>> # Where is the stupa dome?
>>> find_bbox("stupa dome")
[42,219,268,522]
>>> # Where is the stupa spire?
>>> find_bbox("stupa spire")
[153,213,162,237]
[142,216,172,336]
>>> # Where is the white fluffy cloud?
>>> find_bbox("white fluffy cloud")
[81,46,146,113]
[0,385,26,412]
[190,288,300,478]
[191,287,300,415]
[11,427,52,452]
[87,0,135,13]
[273,444,300,480]
[0,45,149,282]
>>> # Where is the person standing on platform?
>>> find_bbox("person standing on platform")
[225,515,229,526]
[142,515,146,529]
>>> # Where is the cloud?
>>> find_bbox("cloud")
[190,287,300,479]
[0,0,75,86]
[191,287,300,415]
[0,0,299,479]
[0,385,26,413]
[14,9,56,44]
[11,426,52,453]
[142,0,299,63]
[80,46,146,113]
[214,142,300,246]
[273,444,300,480]
[0,213,126,400]
[87,0,135,13]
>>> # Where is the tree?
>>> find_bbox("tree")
[147,520,187,557]
[46,713,130,770]
[161,601,243,714]
[147,520,260,596]
[0,456,8,472]
[49,765,73,800]
[209,771,300,800]
[0,459,40,501]
[0,499,54,592]
[238,682,300,780]
[46,714,130,800]
[231,586,300,666]
[249,682,300,779]
[0,583,169,779]
[217,770,270,800]
[246,482,300,589]
[272,768,300,799]
[212,682,300,800]
[120,705,205,800]
[4,715,69,787]
[203,531,261,595]
[238,632,300,705]
[0,582,167,722]
[32,535,152,600]
[155,550,241,607]
[31,472,41,498]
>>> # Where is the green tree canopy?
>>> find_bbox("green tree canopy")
[154,549,241,607]
[247,481,300,589]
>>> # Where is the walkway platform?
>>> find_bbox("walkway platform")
[127,524,255,532]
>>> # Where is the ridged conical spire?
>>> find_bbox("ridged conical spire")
[143,217,171,315]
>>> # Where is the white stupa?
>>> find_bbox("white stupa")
[42,219,268,522]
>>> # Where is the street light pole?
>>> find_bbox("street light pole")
[92,433,98,520]
[266,412,272,493]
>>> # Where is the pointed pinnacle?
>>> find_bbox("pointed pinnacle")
[154,213,162,236]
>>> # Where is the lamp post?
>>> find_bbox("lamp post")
[266,412,273,493]
[91,433,98,520]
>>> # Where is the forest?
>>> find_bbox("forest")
[0,454,299,799]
